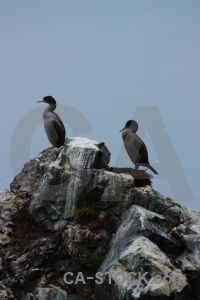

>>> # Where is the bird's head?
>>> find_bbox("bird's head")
[37,96,56,105]
[120,120,138,133]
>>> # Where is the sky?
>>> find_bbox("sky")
[0,0,199,210]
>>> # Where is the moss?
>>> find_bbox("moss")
[74,207,97,224]
[90,256,105,272]
[69,265,84,276]
[87,219,105,231]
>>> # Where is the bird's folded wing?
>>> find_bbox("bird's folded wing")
[53,119,66,145]
[53,112,65,132]
[134,135,149,163]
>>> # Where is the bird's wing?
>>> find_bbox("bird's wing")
[53,118,66,146]
[134,134,149,163]
[53,112,65,132]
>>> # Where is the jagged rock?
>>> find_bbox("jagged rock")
[32,286,67,299]
[0,137,200,300]
[94,206,190,299]
[10,253,31,275]
[28,141,133,223]
[0,283,14,299]
[21,293,33,300]
[67,295,80,300]
[60,137,110,169]
[10,149,60,196]
[0,190,19,248]
[27,138,110,221]
[172,222,200,297]
[62,224,110,265]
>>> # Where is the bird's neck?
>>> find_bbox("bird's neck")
[122,128,136,140]
[44,103,56,114]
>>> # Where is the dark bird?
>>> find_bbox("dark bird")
[37,96,66,148]
[120,120,158,174]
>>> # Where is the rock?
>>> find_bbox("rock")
[10,149,60,195]
[60,137,110,169]
[0,190,19,249]
[130,187,192,227]
[0,283,14,299]
[67,295,80,300]
[28,138,110,222]
[94,206,189,299]
[32,286,67,300]
[21,293,33,300]
[10,253,31,275]
[0,137,200,300]
[172,218,200,298]
[62,224,110,265]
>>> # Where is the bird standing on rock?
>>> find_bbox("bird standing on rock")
[37,96,66,148]
[120,120,158,174]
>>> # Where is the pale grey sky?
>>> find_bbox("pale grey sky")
[1,0,199,209]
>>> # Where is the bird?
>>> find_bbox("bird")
[120,120,158,174]
[37,96,66,148]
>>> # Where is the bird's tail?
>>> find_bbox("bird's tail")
[147,164,158,175]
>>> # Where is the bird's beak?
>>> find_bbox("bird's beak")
[37,100,44,103]
[119,127,125,132]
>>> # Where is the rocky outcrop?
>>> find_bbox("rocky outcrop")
[0,137,200,300]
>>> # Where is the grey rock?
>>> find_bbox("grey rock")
[29,138,111,222]
[10,149,60,196]
[0,190,18,248]
[33,286,67,300]
[10,253,31,275]
[0,283,14,299]
[62,224,110,265]
[130,187,192,227]
[21,293,33,300]
[60,137,110,169]
[172,215,200,298]
[53,220,68,231]
[67,295,80,300]
[95,205,190,300]
[0,137,200,300]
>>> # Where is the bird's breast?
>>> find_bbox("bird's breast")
[44,118,58,147]
[122,131,142,163]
